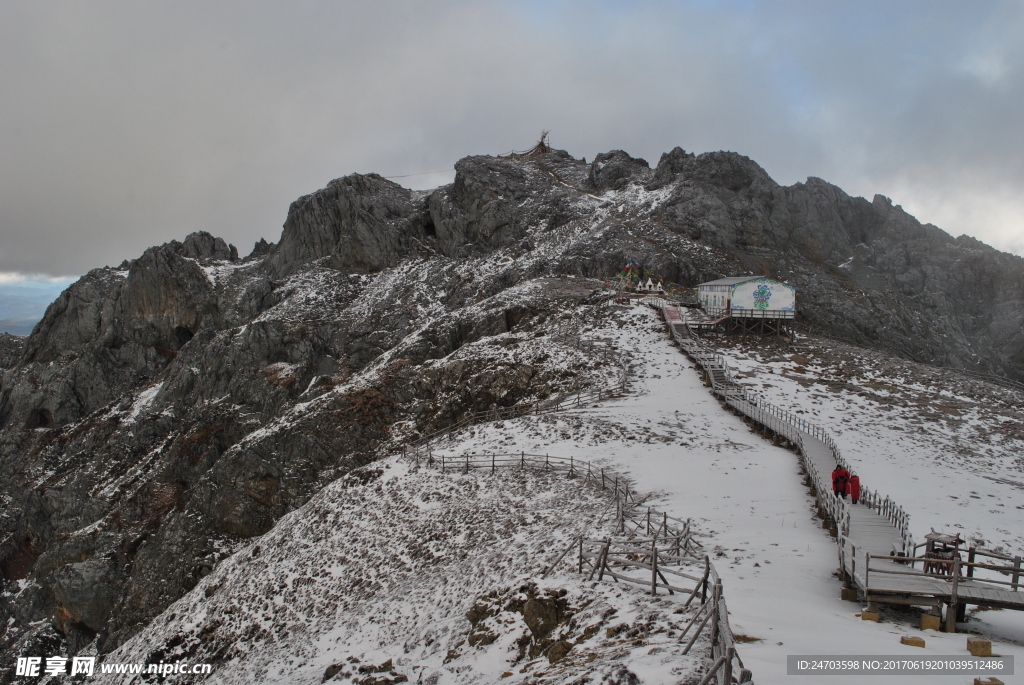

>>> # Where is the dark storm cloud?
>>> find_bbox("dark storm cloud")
[1,0,1022,279]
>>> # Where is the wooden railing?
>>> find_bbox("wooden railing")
[863,550,1024,590]
[403,448,753,684]
[403,449,639,510]
[856,549,1024,630]
[653,300,915,555]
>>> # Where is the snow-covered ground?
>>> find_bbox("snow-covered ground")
[428,304,1024,684]
[106,303,1023,684]
[108,454,714,685]
[718,332,1024,554]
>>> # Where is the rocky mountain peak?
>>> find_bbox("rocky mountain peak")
[1,143,1023,668]
[267,172,423,278]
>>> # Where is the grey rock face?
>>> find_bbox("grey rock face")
[267,173,429,277]
[587,150,652,192]
[1,143,1023,673]
[0,335,23,370]
[429,151,590,257]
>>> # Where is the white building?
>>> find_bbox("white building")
[697,276,796,319]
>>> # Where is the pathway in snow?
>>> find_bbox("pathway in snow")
[431,304,1024,685]
[661,303,1024,632]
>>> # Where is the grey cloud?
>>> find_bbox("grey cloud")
[0,0,1022,278]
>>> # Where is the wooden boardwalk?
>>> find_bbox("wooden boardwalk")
[653,302,1024,628]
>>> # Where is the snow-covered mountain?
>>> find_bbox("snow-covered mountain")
[2,145,1023,683]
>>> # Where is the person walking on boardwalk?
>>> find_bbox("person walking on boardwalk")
[848,473,860,504]
[831,467,842,496]
[835,466,850,499]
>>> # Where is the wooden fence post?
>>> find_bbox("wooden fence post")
[597,539,610,581]
[946,555,960,633]
[709,580,722,647]
[701,557,709,605]
[651,537,658,595]
[1013,556,1021,592]
[723,646,735,685]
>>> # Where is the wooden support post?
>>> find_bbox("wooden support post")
[968,548,976,578]
[491,452,495,473]
[724,646,735,685]
[709,580,722,647]
[593,536,606,581]
[681,601,713,653]
[1013,556,1021,592]
[946,556,960,633]
[578,537,583,574]
[701,556,710,605]
[651,538,658,595]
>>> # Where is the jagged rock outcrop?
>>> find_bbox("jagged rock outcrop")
[267,174,428,277]
[0,335,23,371]
[587,150,652,191]
[428,151,590,257]
[1,143,1022,676]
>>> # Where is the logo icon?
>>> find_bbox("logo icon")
[753,284,772,310]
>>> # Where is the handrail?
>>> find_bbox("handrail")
[650,299,915,559]
[863,553,1024,592]
[404,446,748,683]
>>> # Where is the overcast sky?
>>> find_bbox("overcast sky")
[1,0,1022,284]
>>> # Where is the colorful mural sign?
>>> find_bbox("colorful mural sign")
[752,283,772,310]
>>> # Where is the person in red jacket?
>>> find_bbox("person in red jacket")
[831,467,842,496]
[848,473,861,504]
[835,467,850,499]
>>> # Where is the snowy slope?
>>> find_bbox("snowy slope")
[718,333,1024,554]
[89,303,1024,685]
[426,304,1024,684]
[105,455,712,685]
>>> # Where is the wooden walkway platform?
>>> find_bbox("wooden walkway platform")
[655,303,1024,629]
